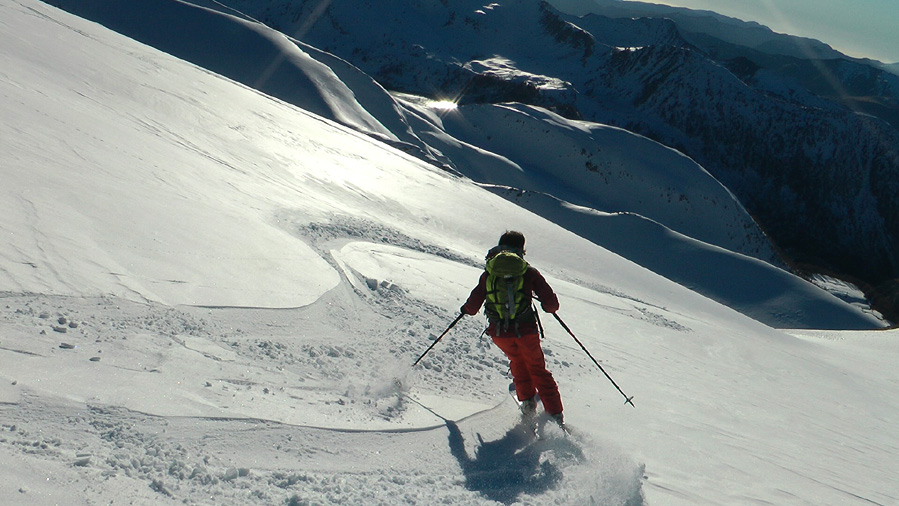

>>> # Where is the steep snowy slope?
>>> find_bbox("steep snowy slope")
[215,0,899,297]
[37,0,886,329]
[435,102,773,259]
[481,187,884,329]
[2,1,899,505]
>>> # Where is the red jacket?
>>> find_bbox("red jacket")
[463,266,559,337]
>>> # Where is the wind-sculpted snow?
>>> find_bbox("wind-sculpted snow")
[31,0,889,326]
[223,0,899,297]
[43,0,455,172]
[482,186,883,329]
[294,216,481,269]
[437,102,779,264]
[42,0,392,138]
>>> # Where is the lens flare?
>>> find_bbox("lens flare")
[428,100,459,111]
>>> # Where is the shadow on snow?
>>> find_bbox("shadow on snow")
[446,418,579,504]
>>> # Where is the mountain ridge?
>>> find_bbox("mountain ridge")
[39,0,888,327]
[210,0,899,316]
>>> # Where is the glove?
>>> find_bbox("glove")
[460,305,472,316]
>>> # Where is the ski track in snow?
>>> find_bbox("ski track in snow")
[0,290,645,505]
[0,396,644,505]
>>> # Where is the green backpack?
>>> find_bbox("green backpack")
[485,250,532,329]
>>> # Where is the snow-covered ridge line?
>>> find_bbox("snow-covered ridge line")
[224,0,899,306]
[34,0,886,328]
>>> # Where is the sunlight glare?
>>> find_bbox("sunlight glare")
[428,100,459,111]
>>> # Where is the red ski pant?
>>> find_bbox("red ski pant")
[492,332,563,415]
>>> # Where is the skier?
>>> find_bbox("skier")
[461,231,565,426]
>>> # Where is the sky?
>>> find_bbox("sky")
[648,0,899,63]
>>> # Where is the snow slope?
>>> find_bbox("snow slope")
[220,0,899,298]
[2,1,898,505]
[43,0,888,330]
[480,186,885,330]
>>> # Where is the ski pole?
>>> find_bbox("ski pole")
[534,305,545,340]
[552,313,635,407]
[413,312,465,366]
